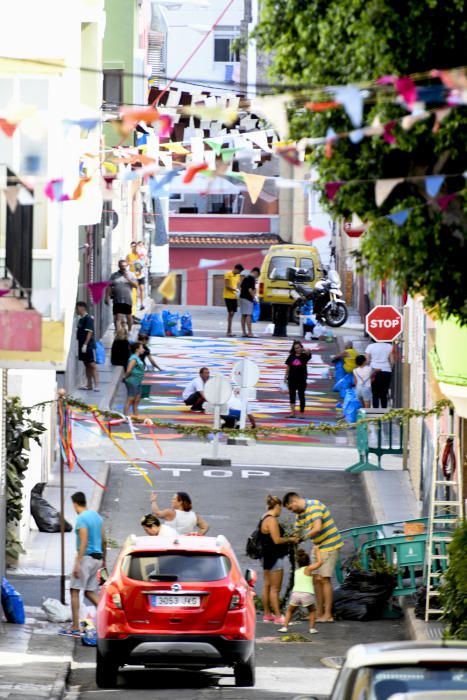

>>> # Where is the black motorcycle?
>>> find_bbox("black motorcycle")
[290,269,348,327]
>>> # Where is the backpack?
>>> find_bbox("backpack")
[245,519,264,560]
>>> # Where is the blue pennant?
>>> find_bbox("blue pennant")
[425,175,445,198]
[386,209,410,226]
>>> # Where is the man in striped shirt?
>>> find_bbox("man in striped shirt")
[283,491,343,622]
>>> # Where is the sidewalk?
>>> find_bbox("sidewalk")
[362,469,445,642]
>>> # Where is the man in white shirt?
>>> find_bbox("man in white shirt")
[182,367,210,412]
[365,341,394,408]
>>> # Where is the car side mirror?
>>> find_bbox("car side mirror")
[245,568,257,588]
[97,567,109,586]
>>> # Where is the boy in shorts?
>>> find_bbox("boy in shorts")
[278,546,322,634]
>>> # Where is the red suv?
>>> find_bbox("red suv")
[96,534,257,688]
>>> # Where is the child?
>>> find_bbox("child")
[278,546,322,634]
[353,354,372,408]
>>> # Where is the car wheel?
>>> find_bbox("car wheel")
[234,650,255,687]
[96,648,119,689]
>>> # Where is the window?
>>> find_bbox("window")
[103,70,123,106]
[124,552,231,582]
[268,256,295,280]
[214,35,239,62]
[369,666,467,699]
[299,258,315,280]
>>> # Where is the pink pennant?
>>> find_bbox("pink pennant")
[86,281,109,304]
[395,77,417,107]
[0,289,10,297]
[383,121,397,145]
[157,114,173,138]
[376,75,396,85]
[304,226,327,242]
[437,193,457,211]
[44,178,69,202]
[325,181,344,200]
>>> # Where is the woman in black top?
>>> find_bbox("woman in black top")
[285,340,312,418]
[137,333,162,371]
[260,495,297,624]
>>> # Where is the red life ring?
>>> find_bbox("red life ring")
[441,437,456,479]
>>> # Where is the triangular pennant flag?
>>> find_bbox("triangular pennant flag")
[198,258,227,269]
[304,226,327,241]
[304,100,339,112]
[0,118,18,138]
[383,120,397,144]
[160,142,190,155]
[64,118,100,130]
[395,77,417,108]
[386,209,410,226]
[250,94,290,139]
[375,178,403,207]
[349,129,364,144]
[244,131,270,152]
[425,175,445,198]
[183,163,209,184]
[332,85,363,127]
[157,272,176,301]
[4,186,19,213]
[437,193,457,211]
[220,147,241,163]
[149,170,179,198]
[86,281,109,304]
[324,181,345,200]
[242,173,266,204]
[17,186,35,205]
[0,289,10,297]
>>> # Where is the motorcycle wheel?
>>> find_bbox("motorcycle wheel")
[290,303,301,325]
[325,303,348,327]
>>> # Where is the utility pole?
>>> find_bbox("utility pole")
[0,369,8,579]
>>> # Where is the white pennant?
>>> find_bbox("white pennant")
[375,178,404,207]
[243,130,271,152]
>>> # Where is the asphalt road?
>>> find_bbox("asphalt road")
[66,460,406,699]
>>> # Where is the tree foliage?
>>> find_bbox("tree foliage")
[6,397,46,558]
[440,520,467,640]
[255,0,467,322]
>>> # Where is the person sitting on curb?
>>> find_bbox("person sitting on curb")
[182,367,210,412]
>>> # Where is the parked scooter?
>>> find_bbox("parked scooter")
[290,269,348,327]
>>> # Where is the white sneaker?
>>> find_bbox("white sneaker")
[278,626,288,632]
[309,628,318,634]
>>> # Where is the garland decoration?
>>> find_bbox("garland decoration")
[64,395,452,440]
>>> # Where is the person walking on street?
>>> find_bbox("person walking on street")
[240,267,260,338]
[59,491,106,637]
[140,514,175,536]
[278,547,322,634]
[76,302,99,391]
[283,491,343,623]
[353,354,372,408]
[150,491,209,534]
[182,367,210,412]
[123,342,146,415]
[259,495,298,625]
[224,263,244,337]
[365,340,394,408]
[105,259,138,333]
[284,341,312,418]
[126,241,146,311]
[138,332,162,371]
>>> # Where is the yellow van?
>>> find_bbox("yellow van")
[258,244,323,316]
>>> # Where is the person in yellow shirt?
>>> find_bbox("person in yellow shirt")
[333,341,358,373]
[126,242,145,312]
[223,263,244,336]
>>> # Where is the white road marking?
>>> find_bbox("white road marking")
[108,460,344,472]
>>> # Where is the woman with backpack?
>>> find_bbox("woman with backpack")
[259,495,298,624]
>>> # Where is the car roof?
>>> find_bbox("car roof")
[123,534,232,555]
[345,641,467,669]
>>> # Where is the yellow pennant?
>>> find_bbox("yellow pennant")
[158,272,177,301]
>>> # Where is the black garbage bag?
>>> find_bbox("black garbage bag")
[333,567,396,621]
[30,483,72,533]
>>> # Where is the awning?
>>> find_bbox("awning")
[429,317,467,417]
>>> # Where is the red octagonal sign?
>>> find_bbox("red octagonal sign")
[365,305,403,342]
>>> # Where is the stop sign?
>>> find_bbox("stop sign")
[365,305,403,342]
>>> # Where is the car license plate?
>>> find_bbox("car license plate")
[273,289,292,296]
[150,595,200,608]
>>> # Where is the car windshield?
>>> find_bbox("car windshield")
[123,552,231,582]
[299,258,315,280]
[369,665,467,699]
[268,256,295,280]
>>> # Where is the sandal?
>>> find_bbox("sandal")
[58,628,81,638]
[79,386,91,391]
